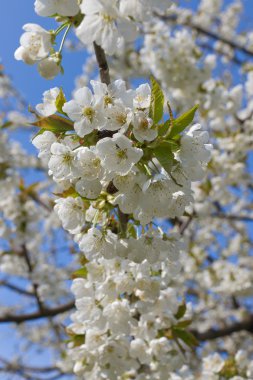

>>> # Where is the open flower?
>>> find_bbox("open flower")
[63,87,106,137]
[15,24,52,64]
[96,133,143,175]
[36,87,60,116]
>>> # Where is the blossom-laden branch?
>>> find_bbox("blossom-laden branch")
[158,13,253,61]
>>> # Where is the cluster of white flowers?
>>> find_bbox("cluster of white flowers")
[76,0,171,55]
[31,76,212,378]
[34,81,212,226]
[15,0,172,79]
[199,351,253,380]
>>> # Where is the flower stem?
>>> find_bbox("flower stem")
[59,24,72,54]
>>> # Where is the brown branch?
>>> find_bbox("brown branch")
[93,42,111,85]
[28,192,52,212]
[0,301,75,324]
[179,216,193,235]
[0,357,59,373]
[192,315,253,341]
[0,280,34,297]
[209,213,253,223]
[0,356,64,380]
[22,244,44,313]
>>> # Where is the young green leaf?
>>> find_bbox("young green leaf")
[158,120,170,136]
[71,267,88,279]
[172,328,199,348]
[54,187,79,198]
[153,142,175,174]
[175,303,187,319]
[55,87,67,114]
[149,76,164,124]
[31,114,74,133]
[168,104,199,138]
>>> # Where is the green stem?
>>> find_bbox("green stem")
[54,22,69,36]
[59,24,72,54]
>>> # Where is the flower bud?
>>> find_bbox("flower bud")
[38,56,61,80]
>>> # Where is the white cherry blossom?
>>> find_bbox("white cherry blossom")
[96,133,143,175]
[36,87,60,116]
[15,23,52,63]
[63,87,106,137]
[132,110,157,142]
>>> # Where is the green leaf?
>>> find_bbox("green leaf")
[168,105,199,138]
[153,142,174,174]
[172,328,199,348]
[149,76,164,124]
[72,334,85,347]
[175,303,187,319]
[54,187,79,198]
[72,267,88,279]
[31,114,74,133]
[55,88,66,114]
[158,120,170,137]
[175,320,192,328]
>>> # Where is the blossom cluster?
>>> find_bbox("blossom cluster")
[34,80,212,225]
[15,0,172,78]
[32,77,212,378]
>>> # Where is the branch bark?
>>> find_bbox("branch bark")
[93,42,111,85]
[0,301,75,324]
[191,315,253,341]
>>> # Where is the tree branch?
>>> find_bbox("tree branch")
[192,315,253,341]
[0,301,75,324]
[0,280,34,297]
[22,244,45,313]
[93,42,111,85]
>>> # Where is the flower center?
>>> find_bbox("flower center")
[116,113,127,126]
[139,118,149,130]
[92,158,101,169]
[102,14,114,23]
[63,153,72,163]
[104,95,113,106]
[83,107,95,122]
